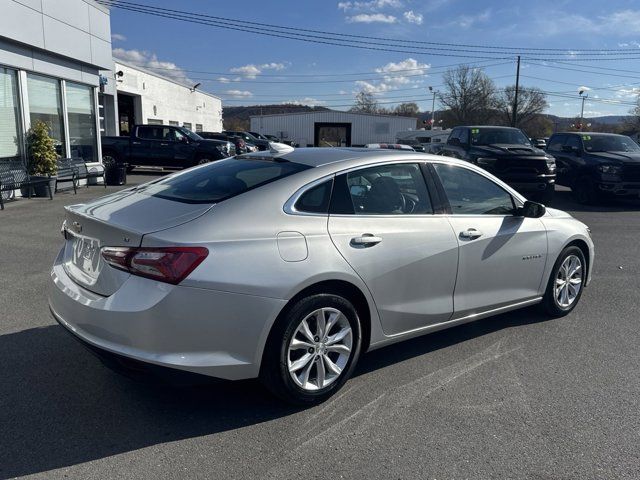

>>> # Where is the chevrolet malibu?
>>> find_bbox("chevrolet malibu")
[49,147,594,404]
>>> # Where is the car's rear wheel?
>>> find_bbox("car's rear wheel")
[197,158,211,165]
[542,246,586,317]
[260,294,362,405]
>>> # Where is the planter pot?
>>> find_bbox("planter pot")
[21,176,56,198]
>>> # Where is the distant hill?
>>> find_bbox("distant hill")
[221,104,637,134]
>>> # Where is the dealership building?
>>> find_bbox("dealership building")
[250,110,418,147]
[112,59,222,135]
[0,0,222,172]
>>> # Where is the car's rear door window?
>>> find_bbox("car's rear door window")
[144,158,311,204]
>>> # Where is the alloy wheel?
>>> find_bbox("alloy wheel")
[287,307,353,391]
[555,254,583,308]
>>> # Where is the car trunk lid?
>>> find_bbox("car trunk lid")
[61,189,213,296]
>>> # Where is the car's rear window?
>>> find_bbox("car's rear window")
[143,157,311,204]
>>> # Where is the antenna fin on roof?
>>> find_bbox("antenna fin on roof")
[269,142,295,155]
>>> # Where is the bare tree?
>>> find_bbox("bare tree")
[393,102,420,117]
[350,90,380,114]
[440,65,495,125]
[495,86,548,127]
[624,95,640,132]
[519,114,554,139]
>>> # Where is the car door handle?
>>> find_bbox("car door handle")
[350,234,382,247]
[132,141,142,145]
[459,228,483,240]
[160,143,169,146]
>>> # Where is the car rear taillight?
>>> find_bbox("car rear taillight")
[101,246,209,284]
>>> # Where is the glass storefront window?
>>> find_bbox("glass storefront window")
[27,73,65,157]
[0,68,21,163]
[66,82,97,162]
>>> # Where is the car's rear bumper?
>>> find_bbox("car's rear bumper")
[48,249,286,381]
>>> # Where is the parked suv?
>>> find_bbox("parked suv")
[101,125,228,171]
[224,131,270,151]
[440,126,556,202]
[546,132,640,204]
[200,132,245,154]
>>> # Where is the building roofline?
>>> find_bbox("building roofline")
[114,58,221,100]
[248,109,417,120]
[85,0,110,14]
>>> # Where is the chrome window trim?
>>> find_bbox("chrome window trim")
[284,156,527,217]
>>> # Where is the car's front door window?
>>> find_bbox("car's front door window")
[173,129,186,142]
[433,163,514,215]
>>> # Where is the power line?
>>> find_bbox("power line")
[99,1,640,60]
[524,61,640,79]
[116,58,503,78]
[141,62,512,84]
[100,0,640,55]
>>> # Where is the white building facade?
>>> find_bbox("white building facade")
[250,110,418,147]
[1,0,112,167]
[0,0,223,176]
[112,60,223,135]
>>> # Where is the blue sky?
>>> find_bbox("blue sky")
[109,0,640,117]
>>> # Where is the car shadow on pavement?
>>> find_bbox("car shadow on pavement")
[0,306,549,479]
[548,189,640,213]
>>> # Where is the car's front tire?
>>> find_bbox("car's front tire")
[260,294,362,405]
[542,246,586,317]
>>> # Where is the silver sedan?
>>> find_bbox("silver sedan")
[49,147,594,404]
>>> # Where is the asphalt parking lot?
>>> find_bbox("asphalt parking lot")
[0,173,639,480]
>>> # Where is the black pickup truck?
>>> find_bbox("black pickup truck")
[101,125,228,171]
[546,131,640,204]
[439,126,557,201]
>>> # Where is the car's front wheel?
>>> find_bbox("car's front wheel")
[261,294,362,405]
[542,246,586,317]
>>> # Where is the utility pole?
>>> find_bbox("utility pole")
[579,91,587,131]
[428,86,436,129]
[511,55,520,127]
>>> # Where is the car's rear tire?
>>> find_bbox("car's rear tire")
[572,175,599,204]
[260,294,362,405]
[197,157,211,165]
[541,246,586,317]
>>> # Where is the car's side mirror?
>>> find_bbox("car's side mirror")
[516,200,546,218]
